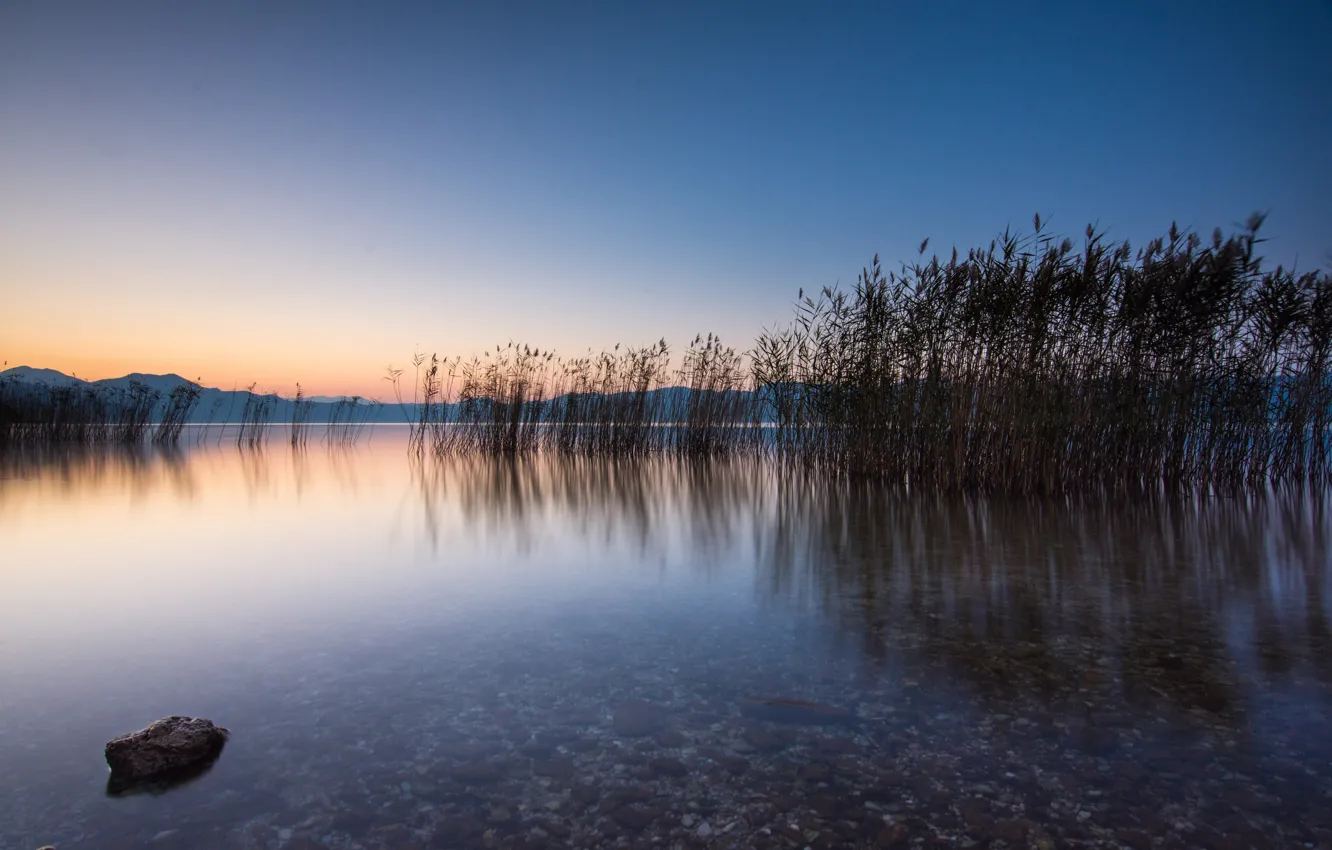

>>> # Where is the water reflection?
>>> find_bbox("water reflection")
[105,752,226,799]
[2,435,1330,849]
[7,440,1331,714]
[407,453,766,562]
[406,454,1332,707]
[762,484,1332,690]
[0,441,196,504]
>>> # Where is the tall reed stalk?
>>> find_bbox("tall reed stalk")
[290,384,313,447]
[236,384,273,447]
[154,380,202,444]
[325,396,378,445]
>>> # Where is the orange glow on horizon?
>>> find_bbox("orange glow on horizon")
[0,350,393,400]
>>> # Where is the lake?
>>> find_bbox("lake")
[1,428,1329,850]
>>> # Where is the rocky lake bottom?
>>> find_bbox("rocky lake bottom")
[1,432,1329,850]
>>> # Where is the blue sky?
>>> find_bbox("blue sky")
[1,0,1329,395]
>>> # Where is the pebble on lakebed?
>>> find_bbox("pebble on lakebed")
[104,716,229,781]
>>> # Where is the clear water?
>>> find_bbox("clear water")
[2,429,1330,850]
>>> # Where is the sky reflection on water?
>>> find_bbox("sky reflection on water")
[1,431,1329,849]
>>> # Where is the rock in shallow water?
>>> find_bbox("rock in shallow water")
[740,697,859,726]
[104,716,229,781]
[612,700,668,736]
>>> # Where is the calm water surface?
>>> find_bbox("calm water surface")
[2,429,1330,850]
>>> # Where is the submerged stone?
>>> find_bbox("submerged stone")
[612,700,668,736]
[648,756,688,778]
[740,697,859,726]
[654,729,687,747]
[104,716,229,783]
[533,757,575,779]
[740,725,795,751]
[452,761,504,784]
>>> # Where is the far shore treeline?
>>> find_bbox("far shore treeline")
[4,216,1330,493]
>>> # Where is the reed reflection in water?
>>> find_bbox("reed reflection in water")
[1,431,1329,849]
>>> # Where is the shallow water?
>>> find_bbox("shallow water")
[2,429,1330,850]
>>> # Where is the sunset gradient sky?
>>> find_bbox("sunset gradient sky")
[2,0,1329,398]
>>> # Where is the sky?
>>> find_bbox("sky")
[1,0,1329,398]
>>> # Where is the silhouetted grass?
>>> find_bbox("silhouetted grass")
[752,215,1331,492]
[290,384,313,447]
[155,381,203,444]
[1,375,378,451]
[236,384,273,447]
[393,215,1329,492]
[392,334,761,459]
[5,214,1329,492]
[0,378,199,447]
[324,395,378,445]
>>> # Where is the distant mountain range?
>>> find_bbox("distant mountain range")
[0,366,769,424]
[0,366,416,424]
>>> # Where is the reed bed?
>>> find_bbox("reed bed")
[1,376,378,450]
[0,378,200,448]
[396,216,1329,493]
[4,215,1329,492]
[155,381,202,444]
[752,215,1332,492]
[324,395,379,445]
[390,333,761,459]
[236,384,274,447]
